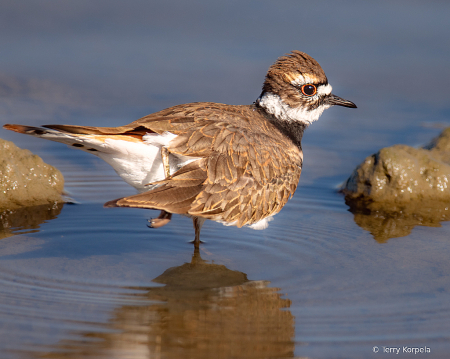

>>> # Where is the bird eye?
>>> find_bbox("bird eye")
[300,84,317,96]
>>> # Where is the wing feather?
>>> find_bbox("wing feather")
[60,103,304,228]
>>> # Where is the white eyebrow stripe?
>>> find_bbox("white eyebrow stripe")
[291,74,321,86]
[317,83,332,95]
[290,74,306,86]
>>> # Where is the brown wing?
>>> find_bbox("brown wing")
[105,159,208,214]
[103,103,303,227]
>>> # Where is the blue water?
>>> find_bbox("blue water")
[1,1,450,358]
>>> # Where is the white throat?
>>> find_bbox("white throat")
[257,92,330,126]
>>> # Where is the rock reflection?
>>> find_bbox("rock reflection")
[0,203,63,239]
[346,198,450,242]
[39,249,295,359]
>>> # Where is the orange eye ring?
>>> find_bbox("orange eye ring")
[300,84,317,96]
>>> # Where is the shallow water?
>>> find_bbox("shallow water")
[1,1,450,358]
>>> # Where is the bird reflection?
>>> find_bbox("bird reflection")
[345,198,450,242]
[38,248,295,359]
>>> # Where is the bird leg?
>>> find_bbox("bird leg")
[161,146,171,179]
[192,217,206,248]
[148,146,172,228]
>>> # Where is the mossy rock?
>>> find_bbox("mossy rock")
[342,127,450,240]
[0,138,65,210]
[343,128,450,203]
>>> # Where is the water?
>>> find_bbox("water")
[1,1,450,358]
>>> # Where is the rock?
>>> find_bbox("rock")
[342,127,450,240]
[343,143,450,203]
[424,127,450,163]
[0,138,65,210]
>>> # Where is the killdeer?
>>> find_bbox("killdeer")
[4,51,356,247]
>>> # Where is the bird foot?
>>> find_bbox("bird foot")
[148,210,172,228]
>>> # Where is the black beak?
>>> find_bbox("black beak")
[325,94,357,108]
